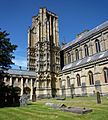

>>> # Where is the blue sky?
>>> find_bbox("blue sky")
[0,0,108,69]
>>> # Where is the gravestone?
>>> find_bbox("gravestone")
[96,91,101,104]
[55,96,66,100]
[81,82,87,96]
[45,102,92,114]
[70,84,74,99]
[95,80,101,92]
[19,94,29,106]
[32,94,36,102]
[60,106,92,114]
[32,88,36,102]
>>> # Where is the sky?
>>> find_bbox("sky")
[0,0,108,69]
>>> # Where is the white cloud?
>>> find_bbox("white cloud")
[12,57,27,67]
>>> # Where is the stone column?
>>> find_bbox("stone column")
[44,80,47,88]
[36,81,39,88]
[26,78,28,86]
[79,47,82,59]
[71,50,74,62]
[39,8,43,42]
[101,33,106,51]
[49,16,52,37]
[34,79,37,88]
[37,21,39,42]
[43,80,47,97]
[94,65,101,93]
[53,17,56,45]
[81,68,87,96]
[71,71,75,84]
[36,80,39,97]
[43,8,47,41]
[16,77,18,82]
[55,18,59,46]
[73,50,76,61]
[30,79,33,100]
[47,21,49,41]
[105,34,108,50]
[89,41,93,56]
[28,28,31,47]
[21,77,23,96]
[10,77,12,86]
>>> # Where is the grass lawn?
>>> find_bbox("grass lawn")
[0,96,108,120]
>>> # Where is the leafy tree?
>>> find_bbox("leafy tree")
[0,29,19,107]
[0,29,17,70]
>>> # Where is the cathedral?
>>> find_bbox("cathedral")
[4,7,108,99]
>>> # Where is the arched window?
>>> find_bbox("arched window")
[103,67,108,83]
[75,49,79,60]
[67,76,70,87]
[84,44,89,57]
[68,53,71,64]
[88,71,94,85]
[95,39,101,53]
[59,78,62,88]
[76,74,81,86]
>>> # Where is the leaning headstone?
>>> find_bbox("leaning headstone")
[96,91,101,104]
[19,94,29,107]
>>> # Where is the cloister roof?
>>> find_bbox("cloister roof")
[62,50,108,71]
[6,69,36,77]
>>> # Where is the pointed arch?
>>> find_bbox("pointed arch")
[67,76,70,87]
[88,71,94,85]
[75,49,79,60]
[84,44,89,57]
[103,67,108,83]
[95,39,101,53]
[76,74,81,86]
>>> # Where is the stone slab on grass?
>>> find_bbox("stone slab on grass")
[45,102,92,114]
[60,107,92,114]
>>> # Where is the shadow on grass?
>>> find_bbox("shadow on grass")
[0,81,20,108]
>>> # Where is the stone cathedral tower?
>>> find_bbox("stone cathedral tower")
[27,7,60,97]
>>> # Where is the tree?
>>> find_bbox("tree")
[0,29,19,107]
[0,29,17,70]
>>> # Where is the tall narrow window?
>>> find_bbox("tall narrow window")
[76,74,81,86]
[68,53,71,64]
[67,76,70,87]
[104,67,108,83]
[84,44,89,57]
[95,39,101,53]
[75,49,79,60]
[88,71,94,85]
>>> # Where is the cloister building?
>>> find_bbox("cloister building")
[3,7,108,99]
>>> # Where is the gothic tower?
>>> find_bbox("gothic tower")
[27,7,60,97]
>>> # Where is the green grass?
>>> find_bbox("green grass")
[0,96,108,120]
